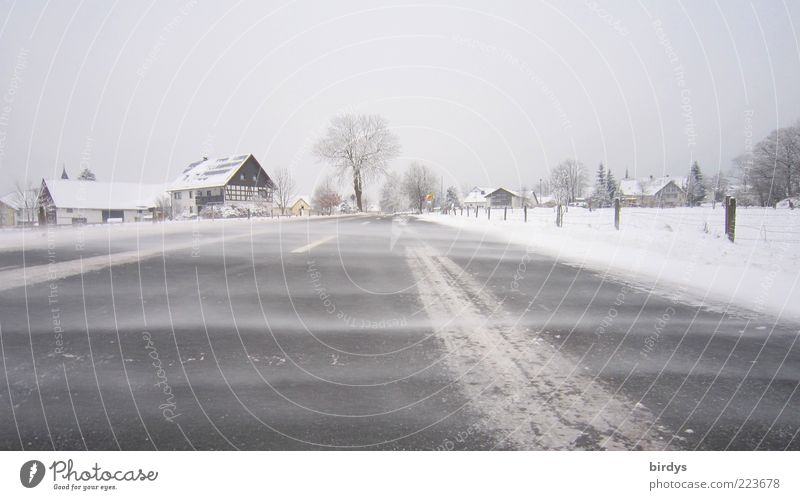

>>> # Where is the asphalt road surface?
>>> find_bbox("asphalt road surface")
[0,214,798,450]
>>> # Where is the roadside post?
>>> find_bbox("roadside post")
[725,196,736,242]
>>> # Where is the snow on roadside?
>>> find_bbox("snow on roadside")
[420,206,800,322]
[0,213,354,252]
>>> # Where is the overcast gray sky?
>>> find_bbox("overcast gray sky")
[1,0,799,198]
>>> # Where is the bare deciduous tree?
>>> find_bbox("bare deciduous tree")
[154,193,172,220]
[379,172,407,213]
[402,162,436,213]
[745,124,800,205]
[550,159,586,204]
[312,175,342,215]
[273,166,297,215]
[12,181,41,225]
[314,114,401,212]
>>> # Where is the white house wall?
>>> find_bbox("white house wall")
[53,208,149,225]
[54,208,103,225]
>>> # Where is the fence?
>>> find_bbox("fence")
[446,199,799,244]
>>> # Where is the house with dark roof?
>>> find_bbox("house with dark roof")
[167,154,275,217]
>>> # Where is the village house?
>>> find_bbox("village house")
[168,154,274,217]
[37,179,167,225]
[0,194,18,227]
[484,187,538,208]
[288,195,312,216]
[618,176,686,207]
[0,188,41,226]
[462,186,494,210]
[272,195,312,216]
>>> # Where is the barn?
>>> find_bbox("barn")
[618,176,686,207]
[38,179,167,225]
[168,154,275,217]
[484,187,538,208]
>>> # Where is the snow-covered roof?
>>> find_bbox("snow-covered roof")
[643,177,675,195]
[290,194,311,207]
[618,177,685,197]
[42,179,168,210]
[0,192,22,210]
[463,186,495,203]
[486,187,523,198]
[618,179,643,196]
[169,154,254,191]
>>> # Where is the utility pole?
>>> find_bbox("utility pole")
[539,178,543,205]
[440,176,444,211]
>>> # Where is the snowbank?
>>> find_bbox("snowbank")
[421,206,800,321]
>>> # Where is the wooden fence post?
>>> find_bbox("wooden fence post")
[614,198,620,230]
[487,207,491,220]
[524,205,527,222]
[724,196,729,237]
[556,204,562,227]
[726,197,736,242]
[504,207,507,220]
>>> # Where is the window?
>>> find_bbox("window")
[240,173,245,180]
[207,190,211,197]
[174,192,182,200]
[66,208,73,213]
[190,206,194,213]
[189,191,193,199]
[197,190,203,197]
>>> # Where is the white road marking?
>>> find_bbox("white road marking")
[0,225,274,292]
[290,235,337,253]
[360,221,371,225]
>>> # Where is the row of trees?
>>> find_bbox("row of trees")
[308,113,800,212]
[732,122,800,206]
[379,162,438,213]
[550,159,736,208]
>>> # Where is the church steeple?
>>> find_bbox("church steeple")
[61,164,69,179]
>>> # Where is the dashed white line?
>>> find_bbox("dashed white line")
[290,235,337,253]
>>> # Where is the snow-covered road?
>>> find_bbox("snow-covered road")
[0,214,798,450]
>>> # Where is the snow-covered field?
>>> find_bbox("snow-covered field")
[421,206,800,322]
